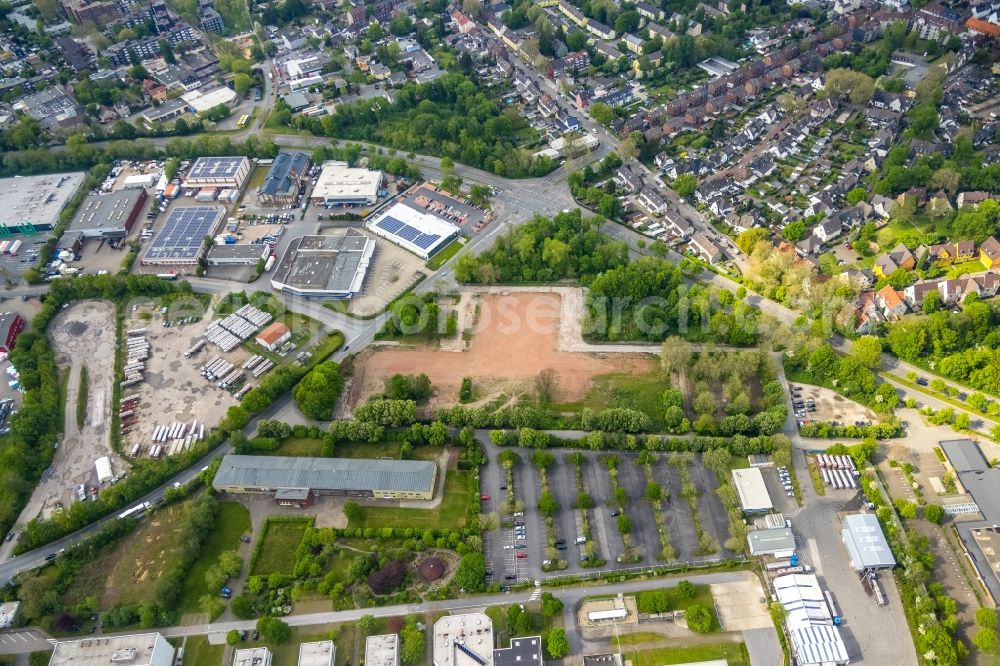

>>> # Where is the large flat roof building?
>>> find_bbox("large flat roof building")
[213,455,437,500]
[297,641,334,666]
[141,206,226,266]
[181,86,238,114]
[841,513,896,571]
[367,201,460,260]
[62,188,147,242]
[732,467,773,514]
[940,439,1000,605]
[270,231,375,299]
[0,172,86,235]
[205,243,271,266]
[183,156,252,189]
[365,635,400,666]
[433,613,494,666]
[49,633,174,666]
[258,151,310,206]
[311,161,383,206]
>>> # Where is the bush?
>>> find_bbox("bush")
[685,603,714,633]
[385,373,432,402]
[676,580,696,599]
[367,560,407,595]
[923,504,945,524]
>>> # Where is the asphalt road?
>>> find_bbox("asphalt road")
[0,571,771,658]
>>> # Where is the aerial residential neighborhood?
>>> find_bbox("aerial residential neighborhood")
[0,0,997,664]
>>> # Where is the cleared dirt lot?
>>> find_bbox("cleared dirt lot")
[345,291,656,409]
[792,383,875,424]
[122,305,239,457]
[22,301,123,521]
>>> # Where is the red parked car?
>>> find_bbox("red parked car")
[516,552,527,559]
[480,494,491,501]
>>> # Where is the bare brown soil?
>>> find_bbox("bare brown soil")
[346,292,656,409]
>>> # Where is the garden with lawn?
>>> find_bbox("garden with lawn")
[234,519,486,616]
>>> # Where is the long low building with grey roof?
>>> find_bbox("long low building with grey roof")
[270,230,375,299]
[213,454,438,500]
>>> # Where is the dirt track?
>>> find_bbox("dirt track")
[345,291,656,409]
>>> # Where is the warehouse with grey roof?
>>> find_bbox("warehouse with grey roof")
[270,230,375,299]
[841,513,895,571]
[213,454,437,500]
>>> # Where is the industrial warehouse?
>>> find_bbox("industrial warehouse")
[366,202,460,260]
[270,230,375,299]
[840,513,895,571]
[182,156,252,189]
[141,206,226,266]
[60,188,148,247]
[732,467,773,514]
[212,454,438,501]
[941,439,1000,606]
[0,172,86,235]
[257,151,310,206]
[310,161,383,207]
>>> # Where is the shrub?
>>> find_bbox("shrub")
[367,560,407,595]
[685,603,714,633]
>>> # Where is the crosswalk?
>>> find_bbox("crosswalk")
[0,630,42,645]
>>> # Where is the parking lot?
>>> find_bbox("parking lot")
[760,464,799,515]
[479,436,734,584]
[791,382,875,426]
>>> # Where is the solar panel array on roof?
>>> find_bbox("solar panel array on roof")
[144,206,224,261]
[187,156,247,179]
[375,215,441,250]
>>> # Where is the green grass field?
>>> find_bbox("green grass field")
[181,636,224,666]
[616,642,750,666]
[65,502,193,608]
[348,470,469,530]
[333,440,440,461]
[251,519,312,575]
[178,502,251,614]
[550,370,672,429]
[267,437,325,457]
[426,237,465,270]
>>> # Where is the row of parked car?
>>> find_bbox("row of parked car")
[778,466,794,497]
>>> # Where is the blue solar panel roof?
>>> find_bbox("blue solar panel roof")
[144,206,224,260]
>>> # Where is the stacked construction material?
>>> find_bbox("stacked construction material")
[815,454,859,489]
[150,420,206,456]
[121,328,150,388]
[205,305,273,351]
[120,394,140,441]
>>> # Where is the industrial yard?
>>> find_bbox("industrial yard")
[18,301,125,522]
[120,302,279,459]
